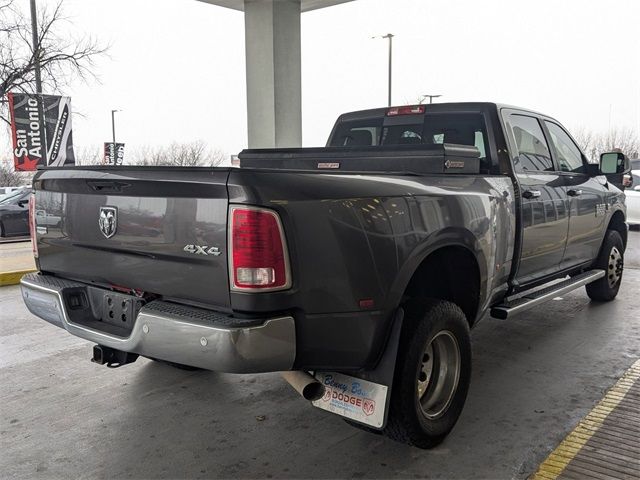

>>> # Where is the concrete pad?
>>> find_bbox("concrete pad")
[1,231,639,479]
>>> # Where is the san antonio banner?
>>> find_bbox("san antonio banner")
[104,142,125,165]
[8,93,76,171]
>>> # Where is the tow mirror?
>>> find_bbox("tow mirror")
[599,152,630,175]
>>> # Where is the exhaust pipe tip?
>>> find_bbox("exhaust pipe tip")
[281,371,325,402]
[300,381,325,402]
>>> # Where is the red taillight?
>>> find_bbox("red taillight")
[229,206,291,291]
[387,105,425,116]
[28,194,38,258]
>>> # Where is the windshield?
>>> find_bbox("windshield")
[631,159,640,171]
[0,189,27,205]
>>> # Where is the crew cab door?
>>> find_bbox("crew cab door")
[542,120,607,268]
[504,112,570,284]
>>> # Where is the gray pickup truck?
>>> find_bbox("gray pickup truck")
[21,102,631,448]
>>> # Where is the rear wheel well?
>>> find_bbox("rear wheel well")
[403,246,481,325]
[608,210,627,250]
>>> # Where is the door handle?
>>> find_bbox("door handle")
[522,190,541,199]
[567,189,583,197]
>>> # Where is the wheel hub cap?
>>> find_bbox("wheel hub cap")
[607,246,623,288]
[417,330,461,419]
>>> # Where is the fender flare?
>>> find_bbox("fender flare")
[384,227,488,318]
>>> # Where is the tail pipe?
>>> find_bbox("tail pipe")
[281,371,325,401]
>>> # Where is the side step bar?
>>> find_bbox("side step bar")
[491,270,605,320]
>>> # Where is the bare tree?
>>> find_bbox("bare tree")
[0,0,107,125]
[573,127,640,162]
[0,157,33,186]
[132,141,227,167]
[74,145,102,165]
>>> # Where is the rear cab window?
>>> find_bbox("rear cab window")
[329,111,490,169]
[330,119,384,146]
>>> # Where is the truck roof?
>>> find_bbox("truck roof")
[336,102,549,122]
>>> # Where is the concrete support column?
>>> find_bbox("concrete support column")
[244,0,301,148]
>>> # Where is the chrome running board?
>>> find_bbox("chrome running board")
[490,270,605,320]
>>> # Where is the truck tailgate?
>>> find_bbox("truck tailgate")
[32,167,231,310]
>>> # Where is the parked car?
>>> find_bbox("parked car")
[626,160,640,227]
[0,185,29,197]
[0,187,30,237]
[21,102,631,448]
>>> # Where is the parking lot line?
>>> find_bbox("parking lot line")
[0,269,35,286]
[532,359,640,479]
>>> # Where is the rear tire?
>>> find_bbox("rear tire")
[383,299,471,448]
[586,230,624,302]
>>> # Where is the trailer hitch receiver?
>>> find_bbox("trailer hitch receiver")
[91,345,138,368]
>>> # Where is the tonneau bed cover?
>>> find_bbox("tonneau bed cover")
[238,144,481,175]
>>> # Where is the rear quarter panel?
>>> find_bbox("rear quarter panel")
[228,169,515,323]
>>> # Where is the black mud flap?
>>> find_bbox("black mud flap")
[311,308,404,430]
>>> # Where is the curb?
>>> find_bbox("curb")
[0,270,35,287]
[531,358,640,479]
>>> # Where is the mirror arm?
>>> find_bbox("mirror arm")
[585,163,601,176]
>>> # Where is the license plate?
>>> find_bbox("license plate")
[312,372,388,428]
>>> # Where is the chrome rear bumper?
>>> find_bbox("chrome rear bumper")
[20,273,296,373]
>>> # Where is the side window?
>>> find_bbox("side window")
[509,115,554,172]
[544,121,585,173]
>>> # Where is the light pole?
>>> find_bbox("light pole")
[30,0,48,164]
[420,94,442,104]
[111,109,121,144]
[372,33,394,106]
[29,0,42,95]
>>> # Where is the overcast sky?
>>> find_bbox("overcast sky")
[4,0,640,158]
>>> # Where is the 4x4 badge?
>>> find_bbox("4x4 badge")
[183,245,221,256]
[99,206,117,239]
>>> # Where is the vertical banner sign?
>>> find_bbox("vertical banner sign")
[8,93,76,170]
[44,95,76,167]
[104,142,125,165]
[7,93,45,171]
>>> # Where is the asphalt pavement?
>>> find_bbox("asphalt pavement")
[1,231,639,479]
